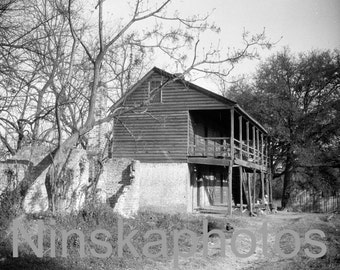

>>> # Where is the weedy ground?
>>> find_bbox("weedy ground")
[0,203,339,270]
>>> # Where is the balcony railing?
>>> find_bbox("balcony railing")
[233,138,268,166]
[188,136,269,167]
[188,137,231,158]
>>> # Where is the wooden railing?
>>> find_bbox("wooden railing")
[234,139,269,166]
[188,137,269,166]
[188,137,231,158]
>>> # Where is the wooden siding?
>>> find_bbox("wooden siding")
[122,73,232,111]
[113,111,188,162]
[112,71,232,162]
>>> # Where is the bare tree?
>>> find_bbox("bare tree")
[0,0,272,213]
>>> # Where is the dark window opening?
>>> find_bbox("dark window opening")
[148,80,162,103]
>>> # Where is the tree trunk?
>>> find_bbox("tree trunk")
[281,153,294,208]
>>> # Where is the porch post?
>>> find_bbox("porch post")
[253,168,256,206]
[246,121,250,159]
[230,109,235,158]
[247,172,252,213]
[261,133,264,166]
[256,129,260,164]
[252,126,256,161]
[261,170,265,206]
[239,116,243,160]
[228,163,233,215]
[239,166,243,212]
[228,108,235,215]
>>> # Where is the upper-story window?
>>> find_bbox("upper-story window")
[148,79,163,103]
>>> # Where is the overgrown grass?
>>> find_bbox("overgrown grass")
[0,204,226,270]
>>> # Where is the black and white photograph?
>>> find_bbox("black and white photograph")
[0,0,339,269]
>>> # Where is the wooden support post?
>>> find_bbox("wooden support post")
[256,129,260,164]
[252,126,256,161]
[239,116,243,160]
[239,166,243,212]
[228,162,233,215]
[230,109,235,159]
[246,121,250,159]
[261,170,265,205]
[247,173,252,213]
[253,169,256,205]
[261,133,264,165]
[267,136,270,167]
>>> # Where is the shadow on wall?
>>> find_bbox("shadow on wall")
[107,164,132,208]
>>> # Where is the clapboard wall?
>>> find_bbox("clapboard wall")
[112,70,233,163]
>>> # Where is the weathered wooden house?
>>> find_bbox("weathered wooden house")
[111,67,270,214]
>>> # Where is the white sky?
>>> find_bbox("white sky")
[101,0,340,91]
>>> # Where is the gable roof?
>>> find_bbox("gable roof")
[110,66,267,134]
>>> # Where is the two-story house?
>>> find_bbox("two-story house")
[110,67,270,214]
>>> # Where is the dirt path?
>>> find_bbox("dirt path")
[144,211,340,269]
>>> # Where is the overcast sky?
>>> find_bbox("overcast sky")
[103,0,340,90]
[176,0,339,77]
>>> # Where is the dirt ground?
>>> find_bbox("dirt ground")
[3,210,339,270]
[144,211,340,270]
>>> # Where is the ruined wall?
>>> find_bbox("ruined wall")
[96,158,141,217]
[138,163,191,213]
[0,146,89,213]
[96,160,192,215]
[96,158,132,204]
[0,146,50,213]
[113,161,141,217]
[1,149,192,215]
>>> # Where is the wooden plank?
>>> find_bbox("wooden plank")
[233,158,267,172]
[187,157,231,166]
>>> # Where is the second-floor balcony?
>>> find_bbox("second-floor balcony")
[188,136,269,168]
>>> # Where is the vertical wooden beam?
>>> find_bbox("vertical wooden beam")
[247,173,252,213]
[187,111,190,156]
[261,170,265,205]
[256,129,260,164]
[261,133,264,166]
[228,108,235,216]
[239,166,243,212]
[253,169,256,205]
[239,116,243,160]
[246,121,250,159]
[230,109,235,159]
[228,162,233,215]
[266,136,270,167]
[252,126,255,161]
